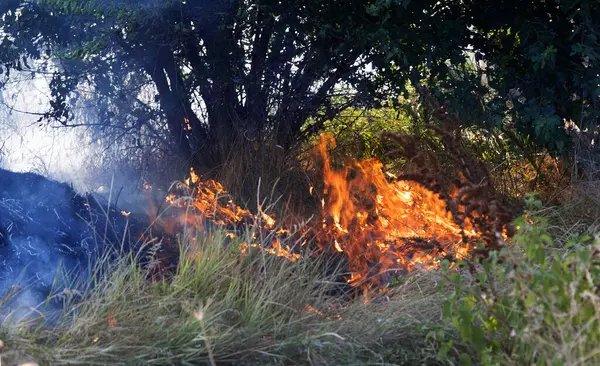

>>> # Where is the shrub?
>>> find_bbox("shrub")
[316,106,413,163]
[441,194,600,365]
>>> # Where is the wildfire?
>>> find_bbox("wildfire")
[152,134,478,292]
[240,240,302,262]
[315,134,476,289]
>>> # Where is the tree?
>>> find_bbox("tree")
[429,0,600,155]
[3,0,596,187]
[0,0,469,179]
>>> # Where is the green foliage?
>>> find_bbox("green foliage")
[464,0,600,154]
[318,106,412,161]
[442,194,600,365]
[2,0,598,178]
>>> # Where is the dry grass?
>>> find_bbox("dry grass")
[1,175,598,364]
[6,121,598,364]
[0,223,455,365]
[523,180,600,247]
[216,139,314,214]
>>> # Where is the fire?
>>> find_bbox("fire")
[240,239,302,262]
[151,134,478,293]
[315,134,476,290]
[151,176,268,239]
[185,167,200,186]
[259,208,276,228]
[304,303,342,320]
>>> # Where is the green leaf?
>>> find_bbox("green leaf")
[525,293,535,307]
[471,325,486,351]
[459,353,473,366]
[459,321,472,341]
[441,259,450,271]
[437,345,449,361]
[443,301,453,318]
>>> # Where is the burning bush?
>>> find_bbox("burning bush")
[149,88,518,295]
[313,134,475,292]
[381,87,517,255]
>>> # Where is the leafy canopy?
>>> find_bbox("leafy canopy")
[0,0,469,173]
[0,0,597,178]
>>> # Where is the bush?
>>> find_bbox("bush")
[441,194,600,365]
[316,106,413,163]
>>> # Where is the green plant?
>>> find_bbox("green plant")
[442,194,600,365]
[311,105,414,167]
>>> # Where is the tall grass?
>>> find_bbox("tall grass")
[0,223,453,365]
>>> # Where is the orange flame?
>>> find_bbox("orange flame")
[184,117,192,131]
[150,134,477,293]
[315,134,475,290]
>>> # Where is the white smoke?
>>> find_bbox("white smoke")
[0,69,101,192]
[0,71,121,322]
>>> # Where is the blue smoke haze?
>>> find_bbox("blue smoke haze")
[0,167,149,323]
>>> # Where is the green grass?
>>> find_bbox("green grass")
[0,227,456,365]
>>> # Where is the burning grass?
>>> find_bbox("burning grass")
[147,132,486,296]
[0,225,457,365]
[5,90,593,364]
[1,151,598,365]
[2,201,599,365]
[0,140,481,363]
[315,134,475,291]
[126,88,517,298]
